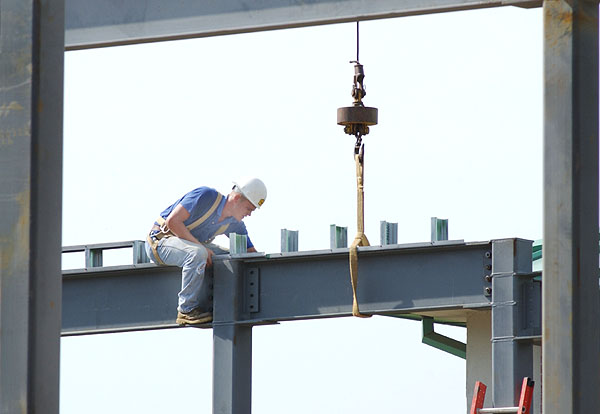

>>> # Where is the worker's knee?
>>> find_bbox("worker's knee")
[186,245,208,273]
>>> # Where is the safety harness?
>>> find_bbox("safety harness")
[146,193,229,265]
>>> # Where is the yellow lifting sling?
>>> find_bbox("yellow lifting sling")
[349,149,371,318]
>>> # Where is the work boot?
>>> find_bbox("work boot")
[176,307,213,326]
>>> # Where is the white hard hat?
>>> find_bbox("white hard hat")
[233,178,267,208]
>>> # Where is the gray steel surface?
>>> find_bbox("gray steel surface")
[229,233,248,254]
[213,260,252,414]
[213,325,253,414]
[237,242,495,322]
[61,240,538,414]
[542,1,600,413]
[62,264,181,335]
[380,221,398,245]
[3,1,596,413]
[62,240,501,334]
[280,229,299,252]
[330,225,348,248]
[431,217,449,242]
[63,240,151,265]
[0,0,64,412]
[491,239,538,409]
[64,0,541,49]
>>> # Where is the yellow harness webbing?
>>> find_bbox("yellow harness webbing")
[186,194,224,231]
[349,152,371,318]
[147,233,166,265]
[149,193,228,265]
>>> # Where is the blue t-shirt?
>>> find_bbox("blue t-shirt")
[158,187,253,248]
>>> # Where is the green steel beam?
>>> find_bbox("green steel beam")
[421,316,466,359]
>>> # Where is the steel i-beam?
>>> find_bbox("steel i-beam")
[0,0,64,412]
[213,259,252,414]
[60,239,539,413]
[543,1,600,413]
[491,239,539,409]
[64,0,542,50]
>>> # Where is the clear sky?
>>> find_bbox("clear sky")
[59,5,543,413]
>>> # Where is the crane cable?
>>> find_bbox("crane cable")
[349,136,371,318]
[337,21,377,318]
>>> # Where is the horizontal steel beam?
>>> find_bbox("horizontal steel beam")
[61,239,508,335]
[62,263,181,335]
[215,241,495,324]
[65,0,541,49]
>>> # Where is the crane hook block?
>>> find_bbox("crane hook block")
[337,61,378,138]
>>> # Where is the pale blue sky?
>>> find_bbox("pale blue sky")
[60,6,542,413]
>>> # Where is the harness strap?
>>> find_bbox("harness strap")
[147,234,167,266]
[186,193,223,231]
[349,151,371,318]
[213,223,230,238]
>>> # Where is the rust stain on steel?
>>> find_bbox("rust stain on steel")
[544,0,573,47]
[1,189,31,274]
[0,101,24,117]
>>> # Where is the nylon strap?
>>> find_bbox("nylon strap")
[349,151,371,318]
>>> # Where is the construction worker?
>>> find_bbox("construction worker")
[145,178,267,326]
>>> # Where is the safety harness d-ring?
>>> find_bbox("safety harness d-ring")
[349,140,371,318]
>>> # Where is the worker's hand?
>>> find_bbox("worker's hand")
[206,248,215,267]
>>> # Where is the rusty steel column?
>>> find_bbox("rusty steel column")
[543,1,600,413]
[0,0,64,412]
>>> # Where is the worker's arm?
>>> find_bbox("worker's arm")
[165,204,215,266]
[247,246,257,253]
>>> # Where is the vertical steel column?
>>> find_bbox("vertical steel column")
[0,1,64,413]
[212,259,252,414]
[490,239,533,408]
[543,1,600,413]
